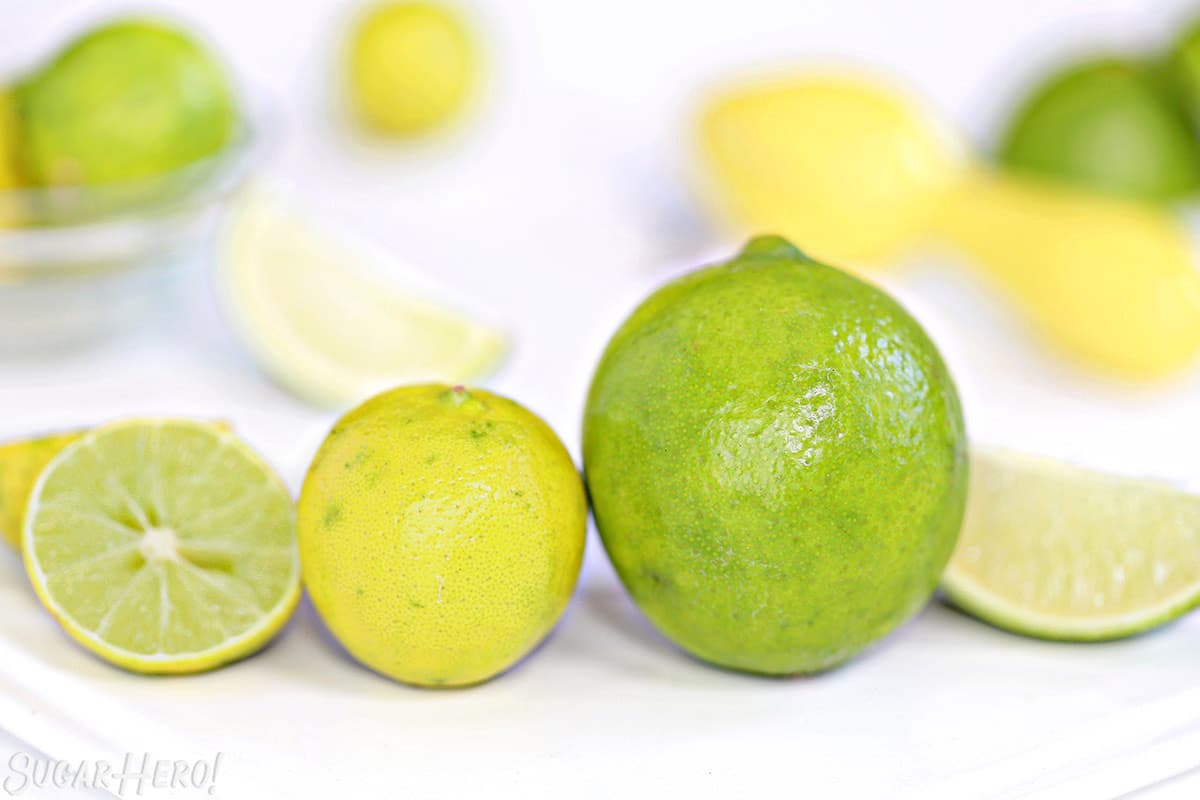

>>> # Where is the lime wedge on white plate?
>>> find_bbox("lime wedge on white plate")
[220,188,508,408]
[23,419,299,674]
[942,449,1200,641]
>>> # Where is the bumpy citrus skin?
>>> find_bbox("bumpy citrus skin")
[583,236,967,675]
[298,385,587,688]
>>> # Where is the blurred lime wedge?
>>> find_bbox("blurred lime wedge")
[23,419,299,674]
[220,189,507,408]
[348,1,477,136]
[943,449,1200,641]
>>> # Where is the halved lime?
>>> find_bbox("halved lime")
[942,449,1200,641]
[23,419,299,674]
[220,189,508,408]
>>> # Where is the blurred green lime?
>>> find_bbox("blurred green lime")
[348,1,477,136]
[1166,16,1200,125]
[19,19,237,187]
[998,58,1200,203]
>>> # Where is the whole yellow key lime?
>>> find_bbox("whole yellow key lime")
[298,384,586,687]
[695,73,964,268]
[347,1,477,136]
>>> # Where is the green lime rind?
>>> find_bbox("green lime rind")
[997,57,1200,204]
[942,448,1200,642]
[23,419,299,674]
[19,18,237,187]
[584,236,967,675]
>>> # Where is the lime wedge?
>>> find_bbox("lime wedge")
[220,190,508,408]
[23,419,299,674]
[0,430,83,548]
[942,449,1200,641]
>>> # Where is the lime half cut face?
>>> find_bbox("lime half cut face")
[23,419,299,674]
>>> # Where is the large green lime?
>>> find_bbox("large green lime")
[583,236,967,675]
[19,19,237,186]
[997,58,1200,203]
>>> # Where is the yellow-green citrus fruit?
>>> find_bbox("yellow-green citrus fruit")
[0,89,24,189]
[998,58,1200,203]
[298,384,587,687]
[584,236,967,675]
[695,73,964,267]
[1166,15,1200,127]
[933,168,1200,378]
[348,1,477,136]
[0,89,26,226]
[19,18,237,186]
[0,430,82,548]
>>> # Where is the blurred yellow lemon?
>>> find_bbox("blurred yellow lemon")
[348,1,477,136]
[695,73,965,268]
[934,169,1200,378]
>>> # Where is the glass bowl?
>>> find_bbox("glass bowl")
[0,122,259,354]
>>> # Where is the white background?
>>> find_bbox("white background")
[4,0,1200,797]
